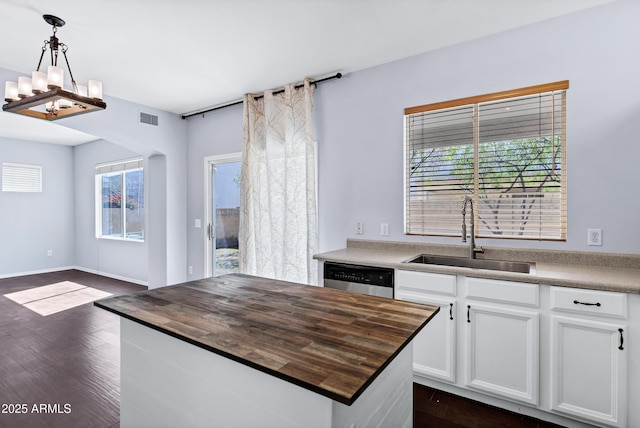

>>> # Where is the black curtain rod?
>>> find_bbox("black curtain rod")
[181,72,342,119]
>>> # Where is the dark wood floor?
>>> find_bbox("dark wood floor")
[414,384,566,428]
[0,270,145,428]
[1,270,566,428]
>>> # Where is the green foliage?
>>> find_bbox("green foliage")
[409,136,562,236]
[411,137,561,190]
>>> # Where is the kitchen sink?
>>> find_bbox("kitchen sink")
[403,254,534,274]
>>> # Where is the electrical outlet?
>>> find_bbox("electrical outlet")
[188,266,193,275]
[588,228,602,246]
[355,222,363,235]
[380,223,389,236]
[47,250,53,257]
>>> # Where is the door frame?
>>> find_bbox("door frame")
[204,152,242,278]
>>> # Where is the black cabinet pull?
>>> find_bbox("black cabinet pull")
[449,303,454,320]
[619,328,624,350]
[573,300,601,307]
[467,305,471,323]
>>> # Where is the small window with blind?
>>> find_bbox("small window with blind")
[2,162,42,193]
[95,157,144,241]
[404,81,568,241]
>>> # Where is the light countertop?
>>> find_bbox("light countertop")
[314,240,640,295]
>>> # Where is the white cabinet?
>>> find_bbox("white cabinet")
[395,271,540,406]
[465,304,539,405]
[549,287,627,427]
[464,277,539,406]
[395,270,456,383]
[396,268,636,427]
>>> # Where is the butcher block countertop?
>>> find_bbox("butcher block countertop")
[94,273,439,405]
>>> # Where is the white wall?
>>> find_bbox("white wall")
[317,1,640,253]
[0,138,75,277]
[316,0,640,254]
[185,0,640,280]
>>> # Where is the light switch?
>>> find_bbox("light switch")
[195,219,202,228]
[380,223,389,236]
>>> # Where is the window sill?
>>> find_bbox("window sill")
[97,236,145,243]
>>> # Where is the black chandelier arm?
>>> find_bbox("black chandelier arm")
[36,43,48,72]
[61,48,78,91]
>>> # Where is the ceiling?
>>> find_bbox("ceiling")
[0,0,615,145]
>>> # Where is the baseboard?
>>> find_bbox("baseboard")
[0,266,76,279]
[73,266,149,287]
[0,265,148,287]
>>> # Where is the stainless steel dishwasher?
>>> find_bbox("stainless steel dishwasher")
[323,262,394,298]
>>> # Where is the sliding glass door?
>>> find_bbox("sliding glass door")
[205,154,241,277]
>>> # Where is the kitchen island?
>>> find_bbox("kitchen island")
[95,273,438,428]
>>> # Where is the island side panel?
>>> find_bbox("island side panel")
[332,343,414,428]
[120,317,414,428]
[120,318,333,428]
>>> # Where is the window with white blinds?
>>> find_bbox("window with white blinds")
[404,81,568,241]
[2,162,42,192]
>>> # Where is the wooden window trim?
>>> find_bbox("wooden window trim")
[404,80,569,115]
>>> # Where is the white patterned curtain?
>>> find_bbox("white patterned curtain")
[239,79,318,285]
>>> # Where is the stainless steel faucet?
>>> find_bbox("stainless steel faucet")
[461,196,484,259]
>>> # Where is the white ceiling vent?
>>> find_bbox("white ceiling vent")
[139,112,159,126]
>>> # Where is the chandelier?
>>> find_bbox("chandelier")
[3,14,106,121]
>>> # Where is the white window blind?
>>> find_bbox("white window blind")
[2,162,42,192]
[405,81,567,241]
[95,157,144,175]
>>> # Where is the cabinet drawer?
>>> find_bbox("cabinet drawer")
[396,270,456,296]
[465,277,539,307]
[550,286,627,319]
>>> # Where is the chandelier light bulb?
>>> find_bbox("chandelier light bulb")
[76,84,88,97]
[88,80,103,100]
[59,95,73,109]
[31,71,48,93]
[18,76,33,98]
[47,65,63,89]
[4,81,19,102]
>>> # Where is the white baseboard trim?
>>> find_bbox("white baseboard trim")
[0,266,76,279]
[73,266,149,287]
[0,266,148,287]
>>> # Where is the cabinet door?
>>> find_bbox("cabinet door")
[465,303,539,405]
[550,315,627,427]
[396,270,457,384]
[396,291,456,383]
